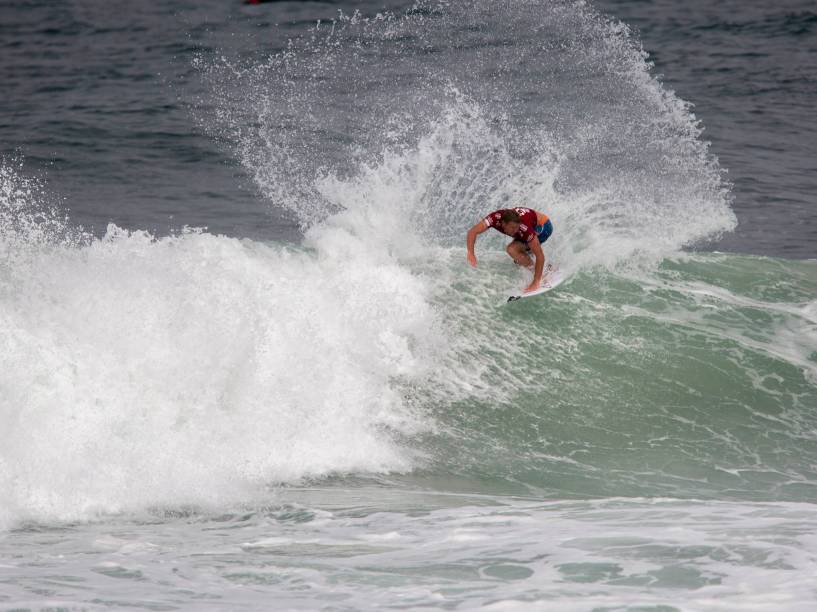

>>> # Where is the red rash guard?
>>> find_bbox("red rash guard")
[483,207,541,243]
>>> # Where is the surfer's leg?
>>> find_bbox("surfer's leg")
[506,241,533,268]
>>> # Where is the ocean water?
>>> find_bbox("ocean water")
[1,0,816,610]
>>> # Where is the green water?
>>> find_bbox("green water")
[415,252,817,502]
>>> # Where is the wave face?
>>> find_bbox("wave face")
[5,0,812,529]
[425,252,817,501]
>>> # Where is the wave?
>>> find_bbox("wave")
[3,155,814,531]
[424,252,817,501]
[1,0,783,527]
[0,163,443,527]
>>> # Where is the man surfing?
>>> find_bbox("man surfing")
[466,207,553,293]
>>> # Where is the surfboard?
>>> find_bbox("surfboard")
[507,264,565,302]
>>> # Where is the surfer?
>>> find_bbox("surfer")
[466,207,553,293]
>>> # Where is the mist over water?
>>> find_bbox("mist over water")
[2,0,817,609]
[197,0,735,267]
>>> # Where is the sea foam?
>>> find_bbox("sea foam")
[0,163,438,527]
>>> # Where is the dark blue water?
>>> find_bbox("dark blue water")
[2,0,815,256]
[596,0,817,257]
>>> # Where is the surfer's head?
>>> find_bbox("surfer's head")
[500,209,521,235]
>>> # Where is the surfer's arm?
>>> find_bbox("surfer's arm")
[466,222,489,267]
[525,238,546,292]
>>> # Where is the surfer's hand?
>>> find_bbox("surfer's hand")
[524,280,540,293]
[467,252,478,267]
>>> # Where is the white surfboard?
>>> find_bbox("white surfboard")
[506,264,566,302]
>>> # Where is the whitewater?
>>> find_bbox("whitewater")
[2,0,817,609]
